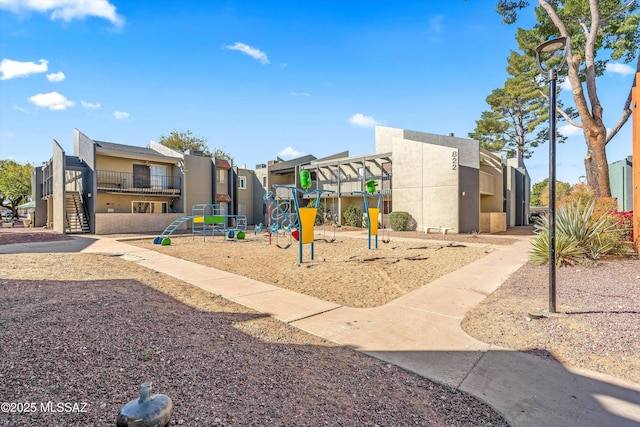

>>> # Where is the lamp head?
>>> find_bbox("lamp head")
[535,36,568,73]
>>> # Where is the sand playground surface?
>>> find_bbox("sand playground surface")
[127,229,499,308]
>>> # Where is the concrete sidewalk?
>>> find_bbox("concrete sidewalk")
[4,234,640,426]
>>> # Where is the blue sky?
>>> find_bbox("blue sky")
[0,0,636,187]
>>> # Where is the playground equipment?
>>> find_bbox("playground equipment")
[263,170,334,263]
[263,192,297,249]
[317,192,338,243]
[354,179,389,249]
[154,215,195,245]
[191,204,246,241]
[154,204,246,245]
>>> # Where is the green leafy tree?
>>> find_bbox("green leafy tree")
[157,130,235,163]
[532,177,572,206]
[158,130,212,156]
[211,147,234,163]
[0,160,33,218]
[470,51,575,158]
[496,0,640,197]
[530,178,549,206]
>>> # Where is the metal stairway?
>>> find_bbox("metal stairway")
[65,192,90,234]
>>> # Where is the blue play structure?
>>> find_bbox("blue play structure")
[263,171,334,263]
[154,204,247,245]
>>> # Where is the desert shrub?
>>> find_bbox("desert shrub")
[529,229,585,266]
[557,183,632,254]
[529,199,629,265]
[343,205,363,228]
[611,210,634,242]
[560,183,618,217]
[559,183,593,207]
[389,211,410,231]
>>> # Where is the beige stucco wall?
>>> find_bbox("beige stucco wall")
[95,213,187,234]
[375,126,403,154]
[392,137,459,232]
[182,156,213,212]
[480,212,507,233]
[96,155,179,176]
[479,150,504,213]
[52,140,66,234]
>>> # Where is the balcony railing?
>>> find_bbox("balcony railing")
[97,170,181,195]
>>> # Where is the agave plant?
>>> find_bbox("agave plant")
[530,215,585,266]
[529,199,621,265]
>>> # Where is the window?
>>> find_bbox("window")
[133,164,150,188]
[238,176,247,190]
[132,201,168,214]
[150,165,168,189]
[358,166,372,179]
[262,176,267,187]
[218,169,227,184]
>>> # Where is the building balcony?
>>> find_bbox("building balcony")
[97,170,181,196]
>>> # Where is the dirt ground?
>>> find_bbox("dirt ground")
[126,229,500,308]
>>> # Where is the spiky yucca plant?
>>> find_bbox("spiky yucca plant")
[529,200,620,265]
[529,227,585,266]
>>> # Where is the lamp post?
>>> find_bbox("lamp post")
[535,36,568,313]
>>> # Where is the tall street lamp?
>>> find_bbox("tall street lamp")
[535,36,568,313]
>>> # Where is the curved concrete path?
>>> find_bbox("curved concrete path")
[2,234,639,426]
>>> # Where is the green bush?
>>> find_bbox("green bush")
[389,211,410,231]
[343,205,363,227]
[529,199,627,266]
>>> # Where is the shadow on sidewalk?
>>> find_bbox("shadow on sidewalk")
[365,348,640,427]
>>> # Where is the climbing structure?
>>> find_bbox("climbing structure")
[264,170,334,263]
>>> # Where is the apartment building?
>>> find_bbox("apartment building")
[257,126,530,233]
[34,126,529,235]
[33,129,234,234]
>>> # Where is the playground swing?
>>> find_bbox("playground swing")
[321,193,337,243]
[276,225,293,249]
[381,195,391,244]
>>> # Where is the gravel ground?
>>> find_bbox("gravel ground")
[2,226,638,425]
[462,258,640,384]
[0,250,508,426]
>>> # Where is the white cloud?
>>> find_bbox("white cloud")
[114,111,129,120]
[560,79,573,91]
[0,58,48,80]
[81,100,101,109]
[224,42,269,64]
[428,15,444,33]
[558,124,583,137]
[13,104,30,113]
[348,113,380,128]
[0,0,124,26]
[291,92,310,97]
[46,71,65,82]
[606,62,635,76]
[28,92,74,110]
[278,146,302,159]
